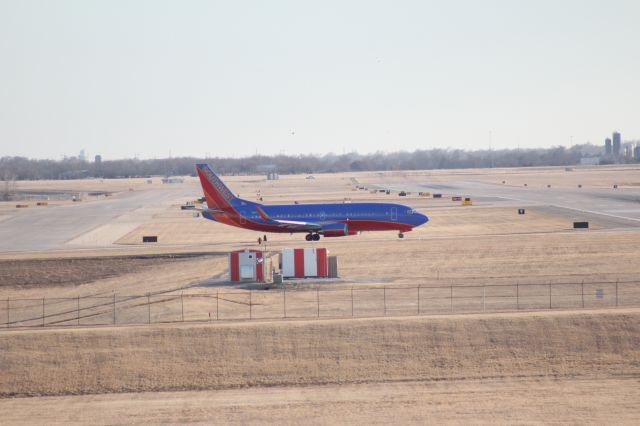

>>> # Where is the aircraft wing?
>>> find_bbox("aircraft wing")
[255,206,322,231]
[193,202,224,215]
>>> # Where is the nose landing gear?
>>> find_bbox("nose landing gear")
[398,232,404,239]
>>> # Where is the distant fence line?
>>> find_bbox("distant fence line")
[2,280,639,329]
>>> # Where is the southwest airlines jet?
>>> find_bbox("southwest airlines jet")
[196,163,428,241]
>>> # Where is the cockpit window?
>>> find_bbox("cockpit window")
[407,209,417,214]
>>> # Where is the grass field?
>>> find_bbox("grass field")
[0,309,639,424]
[2,165,640,424]
[2,378,638,425]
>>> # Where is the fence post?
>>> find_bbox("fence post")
[181,292,184,322]
[283,286,286,319]
[581,280,584,308]
[615,280,618,307]
[249,290,252,320]
[77,295,80,326]
[383,286,386,316]
[417,285,421,315]
[113,294,116,325]
[316,287,320,318]
[482,285,485,312]
[549,283,552,310]
[450,285,453,312]
[42,298,45,327]
[351,287,354,317]
[147,293,151,324]
[516,282,519,310]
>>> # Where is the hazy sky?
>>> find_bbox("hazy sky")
[1,1,639,160]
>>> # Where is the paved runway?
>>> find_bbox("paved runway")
[388,181,640,228]
[0,188,193,252]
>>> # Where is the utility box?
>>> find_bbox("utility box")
[280,248,329,279]
[328,256,339,278]
[462,197,473,206]
[229,249,266,282]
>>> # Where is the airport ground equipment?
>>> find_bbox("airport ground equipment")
[280,248,329,279]
[229,249,266,283]
[142,236,158,243]
[573,222,589,229]
[518,209,525,215]
[462,197,473,206]
[328,256,339,278]
[452,196,461,201]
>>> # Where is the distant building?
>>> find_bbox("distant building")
[605,138,612,155]
[613,131,621,156]
[79,149,86,161]
[580,157,600,166]
[161,177,184,184]
[94,155,102,164]
[634,145,640,161]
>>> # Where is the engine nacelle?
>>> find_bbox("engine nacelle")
[320,222,348,237]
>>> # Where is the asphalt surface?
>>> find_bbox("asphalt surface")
[3,179,640,254]
[386,181,640,228]
[0,188,193,253]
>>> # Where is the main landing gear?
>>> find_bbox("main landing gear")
[398,232,404,239]
[305,233,321,241]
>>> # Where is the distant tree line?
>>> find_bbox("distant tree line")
[0,144,607,180]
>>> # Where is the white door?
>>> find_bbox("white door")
[391,207,397,221]
[281,249,295,278]
[304,248,318,276]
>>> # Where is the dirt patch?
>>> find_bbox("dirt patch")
[0,253,224,289]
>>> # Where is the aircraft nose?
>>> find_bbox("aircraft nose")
[418,213,429,225]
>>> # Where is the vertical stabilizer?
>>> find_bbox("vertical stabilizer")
[195,164,238,210]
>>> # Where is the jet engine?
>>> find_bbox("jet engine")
[320,222,348,237]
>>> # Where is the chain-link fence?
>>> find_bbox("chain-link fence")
[2,280,639,328]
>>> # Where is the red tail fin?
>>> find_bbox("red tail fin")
[195,164,237,211]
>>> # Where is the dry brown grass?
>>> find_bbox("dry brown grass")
[2,167,640,424]
[2,377,638,425]
[1,308,638,398]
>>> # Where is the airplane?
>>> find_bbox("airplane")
[195,163,429,241]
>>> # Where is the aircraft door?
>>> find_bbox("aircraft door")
[240,212,246,225]
[391,207,397,221]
